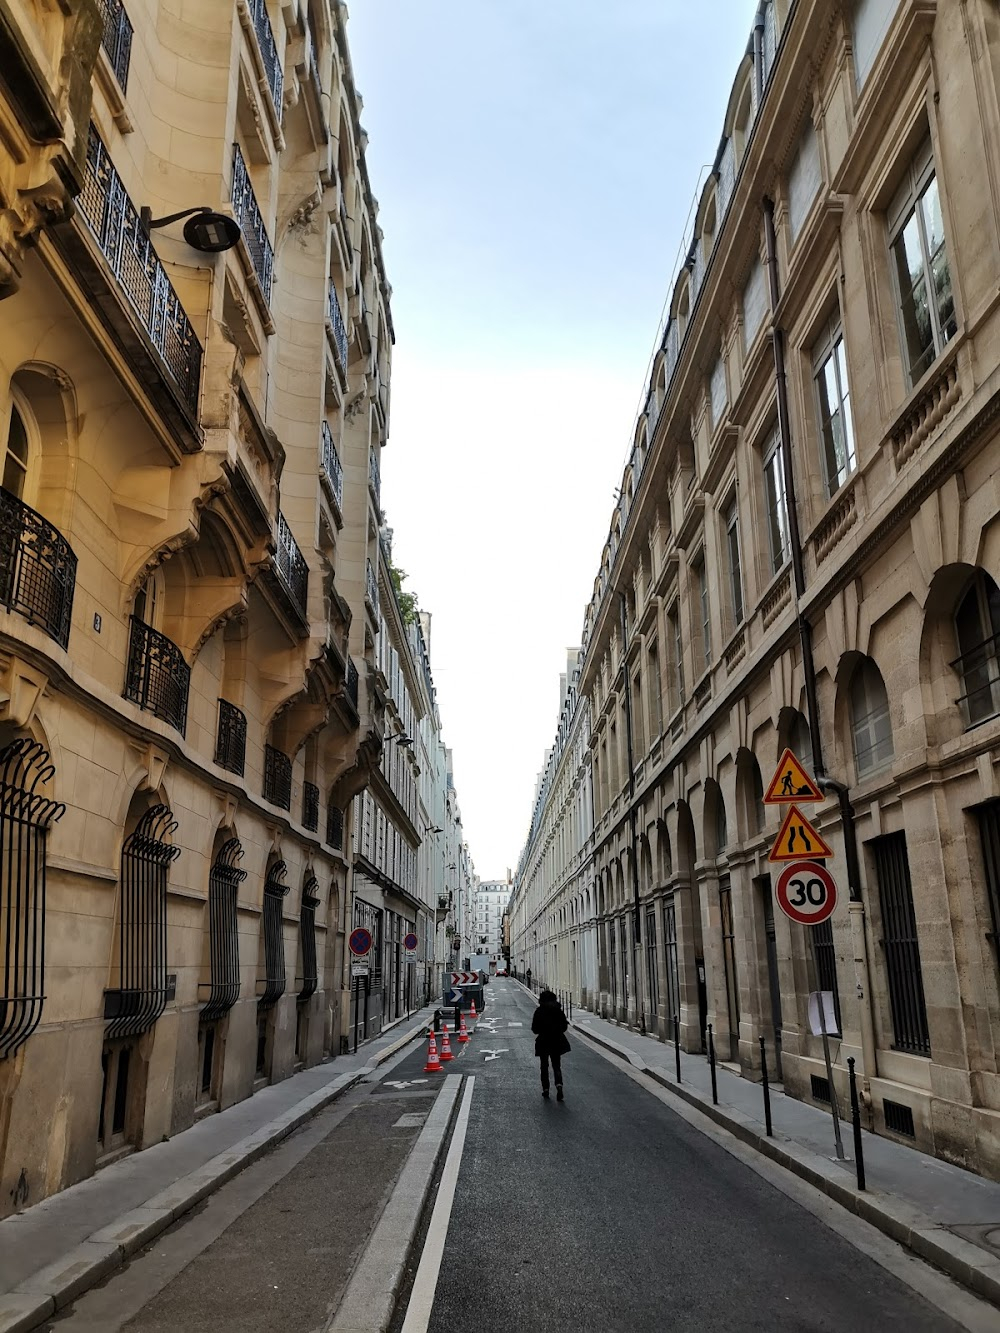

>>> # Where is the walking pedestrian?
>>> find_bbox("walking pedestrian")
[532,989,570,1101]
[526,966,532,991]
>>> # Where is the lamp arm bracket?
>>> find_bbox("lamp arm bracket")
[141,205,211,231]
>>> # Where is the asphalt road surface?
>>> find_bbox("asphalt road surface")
[50,982,990,1331]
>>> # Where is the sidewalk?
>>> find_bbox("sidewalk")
[0,1004,436,1333]
[563,997,1000,1308]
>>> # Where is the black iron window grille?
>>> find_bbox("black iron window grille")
[231,144,274,303]
[873,831,930,1055]
[328,284,348,372]
[368,449,380,502]
[274,511,308,615]
[78,126,203,413]
[303,781,319,831]
[104,806,180,1039]
[977,800,1000,974]
[0,486,77,649]
[200,839,245,1022]
[645,908,658,1016]
[215,699,247,776]
[321,421,344,510]
[811,917,842,1033]
[124,615,190,735]
[97,0,133,90]
[263,744,292,810]
[327,803,344,850]
[719,876,740,1056]
[346,658,359,708]
[246,0,283,113]
[608,919,617,1003]
[952,630,1000,728]
[297,875,319,1001]
[258,860,289,1011]
[0,740,65,1060]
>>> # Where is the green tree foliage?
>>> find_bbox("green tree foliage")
[389,562,418,626]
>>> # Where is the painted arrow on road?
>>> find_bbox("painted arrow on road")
[481,1049,509,1062]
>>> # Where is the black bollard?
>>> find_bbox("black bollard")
[760,1035,773,1137]
[848,1057,866,1191]
[673,1012,681,1082]
[708,1024,718,1105]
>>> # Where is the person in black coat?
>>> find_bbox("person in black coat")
[531,989,570,1100]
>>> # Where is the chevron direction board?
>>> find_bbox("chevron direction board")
[450,972,480,984]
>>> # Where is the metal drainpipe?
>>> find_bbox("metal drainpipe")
[753,6,765,109]
[620,595,644,1031]
[762,197,878,1103]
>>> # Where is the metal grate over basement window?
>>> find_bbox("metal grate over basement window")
[810,1074,831,1104]
[883,1099,915,1138]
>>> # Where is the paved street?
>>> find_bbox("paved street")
[47,983,992,1332]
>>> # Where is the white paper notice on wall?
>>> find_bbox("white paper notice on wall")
[808,991,838,1037]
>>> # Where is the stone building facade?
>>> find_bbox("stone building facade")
[514,0,1000,1179]
[0,0,398,1213]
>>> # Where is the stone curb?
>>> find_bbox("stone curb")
[0,1022,428,1333]
[573,1021,1000,1310]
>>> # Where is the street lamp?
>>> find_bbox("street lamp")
[385,733,413,748]
[139,205,241,253]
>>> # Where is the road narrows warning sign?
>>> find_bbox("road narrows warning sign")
[768,804,834,862]
[764,748,824,804]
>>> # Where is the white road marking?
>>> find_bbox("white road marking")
[507,1022,523,1027]
[481,1048,509,1061]
[383,1079,429,1090]
[400,1077,476,1333]
[392,1112,429,1128]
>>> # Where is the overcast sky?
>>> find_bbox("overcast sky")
[348,1,756,878]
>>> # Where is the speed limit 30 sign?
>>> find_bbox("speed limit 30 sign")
[775,860,838,926]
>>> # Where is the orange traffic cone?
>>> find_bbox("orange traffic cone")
[457,1012,470,1043]
[424,1029,443,1073]
[470,999,477,1020]
[439,1026,454,1061]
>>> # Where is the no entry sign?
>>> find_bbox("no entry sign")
[775,860,838,926]
[349,927,373,956]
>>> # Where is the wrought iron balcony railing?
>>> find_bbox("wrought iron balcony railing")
[263,743,292,809]
[97,0,133,90]
[124,616,190,734]
[303,780,319,831]
[365,558,378,614]
[232,143,274,303]
[368,448,380,503]
[275,511,308,615]
[327,802,344,849]
[215,699,247,775]
[346,657,359,708]
[321,420,344,510]
[0,486,77,649]
[952,632,1000,728]
[328,283,348,373]
[246,0,283,113]
[79,126,203,413]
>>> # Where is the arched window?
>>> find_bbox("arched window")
[3,399,30,500]
[849,659,894,777]
[954,572,1000,726]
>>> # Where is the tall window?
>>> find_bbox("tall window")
[873,832,929,1055]
[695,557,711,670]
[2,400,30,499]
[724,497,743,627]
[631,666,644,757]
[668,605,684,708]
[762,429,790,575]
[645,908,658,1017]
[646,640,663,739]
[954,572,1000,727]
[849,658,894,777]
[662,898,680,1024]
[889,138,955,386]
[813,312,856,494]
[719,877,739,1061]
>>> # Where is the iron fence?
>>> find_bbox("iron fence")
[104,806,180,1039]
[0,740,65,1060]
[258,860,289,1010]
[263,743,292,810]
[303,780,319,831]
[274,511,308,615]
[0,486,77,649]
[124,616,190,735]
[321,420,344,509]
[231,143,274,303]
[97,0,133,89]
[246,0,283,112]
[78,126,203,413]
[215,699,247,775]
[328,283,348,372]
[201,839,245,1021]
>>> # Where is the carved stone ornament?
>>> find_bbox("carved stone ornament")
[287,191,322,236]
